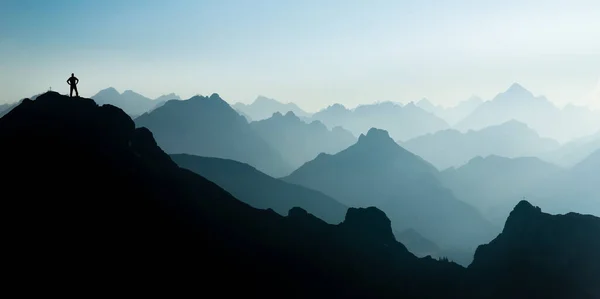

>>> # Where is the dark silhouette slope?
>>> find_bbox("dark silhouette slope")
[170,153,348,224]
[1,91,468,297]
[468,201,600,299]
[250,111,356,170]
[134,93,293,177]
[284,128,496,249]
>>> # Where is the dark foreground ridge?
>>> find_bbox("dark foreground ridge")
[1,91,598,298]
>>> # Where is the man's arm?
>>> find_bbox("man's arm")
[75,78,79,84]
[67,78,70,85]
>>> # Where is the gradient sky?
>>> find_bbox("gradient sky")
[1,0,599,111]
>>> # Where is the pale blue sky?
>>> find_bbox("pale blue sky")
[1,0,599,111]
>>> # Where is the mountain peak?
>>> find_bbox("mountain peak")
[416,98,437,112]
[95,87,120,96]
[341,207,396,244]
[417,98,433,106]
[502,200,543,233]
[504,83,532,97]
[358,128,393,143]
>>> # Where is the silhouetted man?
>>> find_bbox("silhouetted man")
[67,73,79,97]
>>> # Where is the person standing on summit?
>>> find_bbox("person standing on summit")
[67,73,79,97]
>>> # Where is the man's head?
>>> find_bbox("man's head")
[71,73,74,77]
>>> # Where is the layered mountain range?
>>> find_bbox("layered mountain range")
[1,91,598,298]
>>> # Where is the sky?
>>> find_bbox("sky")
[1,0,599,111]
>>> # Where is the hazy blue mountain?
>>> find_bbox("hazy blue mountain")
[91,87,161,116]
[455,83,600,143]
[154,93,181,103]
[440,151,599,226]
[250,111,356,170]
[171,154,347,224]
[134,93,293,177]
[283,128,496,250]
[232,95,311,121]
[311,101,449,141]
[149,93,181,112]
[541,149,600,217]
[469,201,600,298]
[541,130,600,167]
[403,120,560,170]
[416,96,484,125]
[440,155,566,226]
[234,108,253,122]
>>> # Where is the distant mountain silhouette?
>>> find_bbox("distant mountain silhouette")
[2,91,597,298]
[541,130,600,167]
[416,96,483,125]
[540,149,600,217]
[250,111,356,170]
[134,93,293,177]
[234,108,253,122]
[440,155,566,225]
[283,128,496,249]
[233,95,311,121]
[149,93,181,112]
[91,87,162,116]
[441,152,599,226]
[310,101,449,141]
[455,83,600,143]
[170,154,347,224]
[468,201,600,298]
[404,120,560,170]
[154,93,181,103]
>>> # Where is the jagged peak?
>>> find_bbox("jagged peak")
[284,111,297,118]
[502,200,543,233]
[358,128,393,143]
